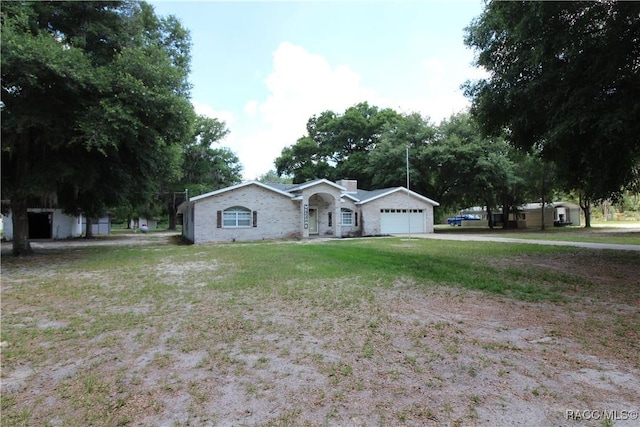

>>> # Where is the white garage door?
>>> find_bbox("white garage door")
[380,209,425,234]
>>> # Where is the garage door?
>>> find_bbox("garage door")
[380,209,425,234]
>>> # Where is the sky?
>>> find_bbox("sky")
[150,0,488,180]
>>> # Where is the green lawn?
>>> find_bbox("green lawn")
[435,223,640,245]
[2,236,638,426]
[7,236,637,302]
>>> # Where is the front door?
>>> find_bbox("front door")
[308,208,318,234]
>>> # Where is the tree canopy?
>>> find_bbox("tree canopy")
[275,102,403,188]
[181,115,242,198]
[275,103,555,226]
[2,1,195,253]
[464,1,640,210]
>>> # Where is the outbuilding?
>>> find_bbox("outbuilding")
[2,209,111,240]
[459,201,583,228]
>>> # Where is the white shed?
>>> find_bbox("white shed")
[2,209,112,240]
[2,209,83,240]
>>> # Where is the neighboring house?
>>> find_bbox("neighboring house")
[521,201,582,227]
[2,208,111,240]
[83,215,113,235]
[178,179,439,244]
[459,201,582,228]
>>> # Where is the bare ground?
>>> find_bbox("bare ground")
[1,234,639,426]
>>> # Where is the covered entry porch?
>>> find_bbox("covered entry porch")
[293,180,346,239]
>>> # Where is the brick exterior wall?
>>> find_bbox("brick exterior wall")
[182,182,437,244]
[297,182,343,238]
[192,185,300,243]
[359,190,435,235]
[339,199,361,237]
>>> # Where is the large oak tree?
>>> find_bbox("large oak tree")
[369,112,522,225]
[464,1,640,226]
[275,102,402,188]
[2,1,194,253]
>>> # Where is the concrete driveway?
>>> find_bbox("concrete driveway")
[2,229,639,254]
[397,232,640,251]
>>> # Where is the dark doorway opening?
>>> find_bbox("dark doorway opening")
[28,212,52,239]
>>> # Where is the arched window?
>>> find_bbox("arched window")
[223,206,252,227]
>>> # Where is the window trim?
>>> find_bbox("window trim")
[341,208,354,226]
[222,206,252,228]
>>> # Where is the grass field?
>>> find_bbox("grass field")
[1,234,639,426]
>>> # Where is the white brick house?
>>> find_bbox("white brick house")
[178,179,439,244]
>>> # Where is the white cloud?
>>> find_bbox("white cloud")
[256,42,376,131]
[191,100,241,170]
[244,100,258,115]
[236,42,379,180]
[192,100,236,128]
[229,42,489,180]
[384,55,487,123]
[421,58,447,88]
[395,60,468,122]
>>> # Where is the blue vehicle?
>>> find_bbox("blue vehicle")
[447,214,481,226]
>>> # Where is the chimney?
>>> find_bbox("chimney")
[337,179,358,193]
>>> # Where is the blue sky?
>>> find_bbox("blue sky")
[150,0,488,180]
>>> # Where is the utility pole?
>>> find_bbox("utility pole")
[406,146,411,237]
[406,146,410,190]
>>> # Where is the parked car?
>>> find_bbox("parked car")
[447,214,481,226]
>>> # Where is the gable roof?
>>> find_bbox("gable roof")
[462,201,581,213]
[522,201,581,210]
[188,180,295,203]
[263,179,347,193]
[356,187,440,206]
[181,180,439,208]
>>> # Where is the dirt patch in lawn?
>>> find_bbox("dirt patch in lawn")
[1,238,639,426]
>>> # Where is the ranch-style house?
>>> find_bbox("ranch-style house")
[178,179,439,244]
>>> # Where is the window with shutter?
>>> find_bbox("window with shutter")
[222,206,252,227]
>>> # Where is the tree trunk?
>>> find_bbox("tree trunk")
[583,207,591,228]
[168,212,177,230]
[540,162,548,230]
[85,216,94,239]
[11,132,34,256]
[11,196,33,256]
[580,194,592,228]
[486,206,494,229]
[502,202,510,229]
[167,197,177,230]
